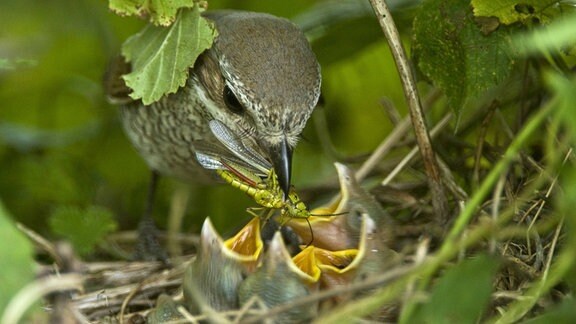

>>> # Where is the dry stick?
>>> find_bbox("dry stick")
[178,305,201,324]
[436,156,468,201]
[355,106,413,182]
[473,102,498,188]
[16,223,64,267]
[2,274,84,324]
[119,281,145,324]
[526,148,572,269]
[381,114,452,185]
[321,166,555,323]
[324,93,437,210]
[489,174,507,254]
[381,97,403,126]
[356,87,438,182]
[368,0,449,222]
[494,217,566,324]
[325,110,415,208]
[241,263,417,324]
[117,262,187,322]
[491,150,573,324]
[399,98,556,322]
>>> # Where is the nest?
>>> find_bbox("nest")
[10,90,568,323]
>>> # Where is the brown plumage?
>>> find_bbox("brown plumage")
[104,11,321,260]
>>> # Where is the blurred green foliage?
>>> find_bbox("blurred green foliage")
[524,298,576,323]
[410,254,500,323]
[0,200,35,319]
[49,205,117,256]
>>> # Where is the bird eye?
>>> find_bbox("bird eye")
[223,85,244,114]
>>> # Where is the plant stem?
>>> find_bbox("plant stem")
[368,0,449,223]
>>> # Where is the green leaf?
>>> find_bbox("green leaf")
[0,199,36,317]
[121,6,217,105]
[49,205,118,256]
[471,0,568,26]
[410,255,500,324]
[523,297,576,324]
[545,73,576,143]
[109,0,195,26]
[412,0,516,114]
[550,73,576,294]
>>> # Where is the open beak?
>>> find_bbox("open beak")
[269,137,292,200]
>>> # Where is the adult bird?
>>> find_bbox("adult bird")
[105,10,322,260]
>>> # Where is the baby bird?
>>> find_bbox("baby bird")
[238,232,318,323]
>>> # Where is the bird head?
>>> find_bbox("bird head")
[194,11,321,198]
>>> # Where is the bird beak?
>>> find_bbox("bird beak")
[269,137,292,200]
